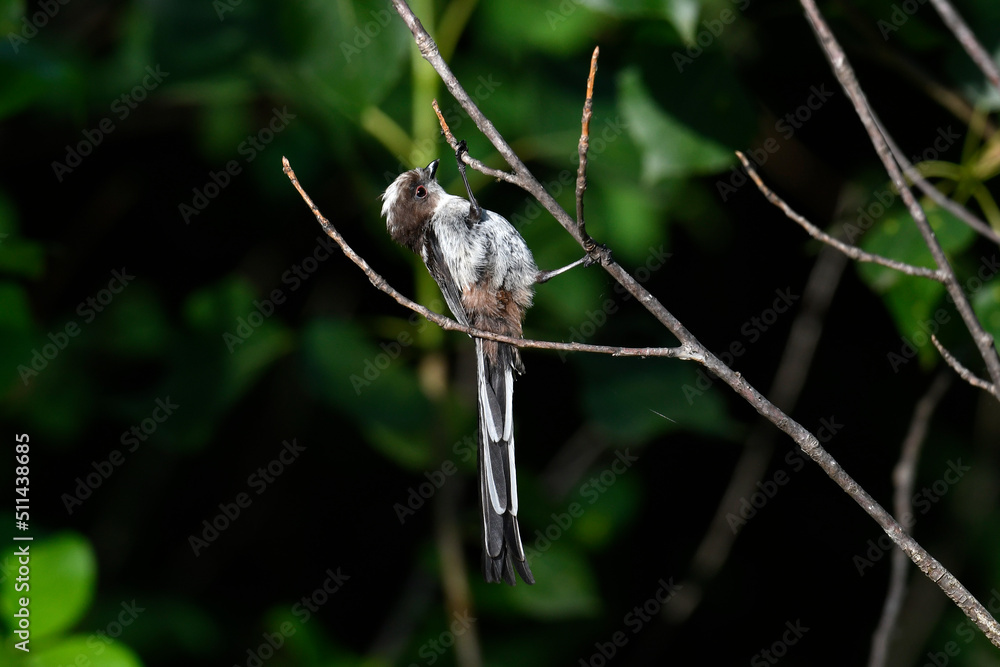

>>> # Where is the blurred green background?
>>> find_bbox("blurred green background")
[2,0,1000,664]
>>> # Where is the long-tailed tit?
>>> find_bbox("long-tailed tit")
[381,143,586,584]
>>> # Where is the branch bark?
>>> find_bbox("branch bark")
[798,0,1000,399]
[869,372,952,667]
[293,0,1000,648]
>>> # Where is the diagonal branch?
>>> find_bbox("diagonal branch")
[869,372,952,667]
[798,0,1000,398]
[931,335,998,394]
[376,0,1000,647]
[737,151,944,280]
[282,157,693,362]
[926,0,1000,95]
[872,114,1000,247]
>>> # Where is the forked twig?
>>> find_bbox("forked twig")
[927,0,1000,95]
[282,157,692,361]
[287,0,1000,648]
[798,0,1000,398]
[736,151,943,280]
[931,335,997,394]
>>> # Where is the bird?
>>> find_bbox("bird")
[380,142,586,584]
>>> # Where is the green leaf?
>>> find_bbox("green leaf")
[617,67,739,183]
[581,356,737,442]
[584,0,703,43]
[25,635,143,667]
[477,0,606,56]
[480,541,600,619]
[0,532,96,639]
[0,238,44,279]
[972,277,1000,343]
[301,317,434,469]
[573,474,642,549]
[287,0,411,116]
[92,284,170,358]
[857,200,976,365]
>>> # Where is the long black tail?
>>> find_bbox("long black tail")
[476,339,534,585]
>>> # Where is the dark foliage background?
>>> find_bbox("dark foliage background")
[1,0,1000,665]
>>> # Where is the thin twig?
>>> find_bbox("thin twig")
[379,0,1000,647]
[799,0,1000,399]
[869,372,952,667]
[736,151,943,280]
[391,0,593,250]
[431,99,514,183]
[931,334,998,394]
[282,157,692,361]
[872,114,1000,247]
[575,47,599,246]
[832,0,996,136]
[926,0,1000,95]
[431,99,457,146]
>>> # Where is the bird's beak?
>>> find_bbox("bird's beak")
[425,159,440,181]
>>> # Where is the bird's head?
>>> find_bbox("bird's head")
[380,159,444,251]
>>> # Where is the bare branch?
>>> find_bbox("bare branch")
[282,157,692,361]
[927,0,1000,95]
[737,152,943,280]
[431,99,516,184]
[798,0,1000,395]
[576,47,599,245]
[872,114,1000,247]
[362,0,1000,647]
[931,335,998,394]
[669,243,850,625]
[869,372,952,667]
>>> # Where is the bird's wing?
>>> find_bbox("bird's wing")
[422,227,469,326]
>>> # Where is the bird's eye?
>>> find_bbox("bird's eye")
[415,185,427,199]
